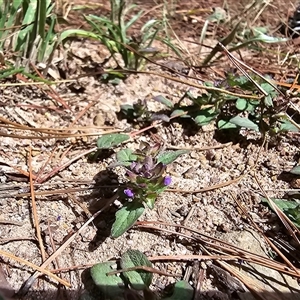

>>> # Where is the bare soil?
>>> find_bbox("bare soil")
[1,1,300,300]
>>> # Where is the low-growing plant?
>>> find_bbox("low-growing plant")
[96,134,188,238]
[120,75,298,136]
[81,249,194,300]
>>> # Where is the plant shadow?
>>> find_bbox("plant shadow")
[78,169,120,251]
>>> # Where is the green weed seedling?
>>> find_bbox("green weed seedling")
[81,249,194,300]
[96,134,188,238]
[120,96,172,123]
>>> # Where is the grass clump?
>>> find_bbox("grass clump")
[0,0,60,66]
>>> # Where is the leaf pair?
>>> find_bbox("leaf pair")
[90,249,153,298]
[88,249,194,300]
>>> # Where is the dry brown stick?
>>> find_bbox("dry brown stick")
[69,101,95,127]
[167,142,232,151]
[16,193,119,296]
[167,174,243,194]
[233,191,300,246]
[28,63,70,110]
[253,175,300,274]
[167,136,264,194]
[53,145,73,177]
[215,259,281,300]
[0,123,113,133]
[49,255,239,275]
[0,160,37,180]
[35,146,58,182]
[0,237,36,244]
[36,147,97,184]
[149,255,240,261]
[15,187,95,198]
[47,220,66,288]
[0,115,112,131]
[0,249,70,287]
[112,69,261,100]
[0,220,24,226]
[218,42,285,97]
[28,147,46,261]
[107,265,179,277]
[67,193,92,217]
[0,130,120,139]
[136,221,300,277]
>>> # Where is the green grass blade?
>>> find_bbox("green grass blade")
[0,0,22,47]
[37,0,49,41]
[0,66,24,79]
[124,9,143,31]
[38,12,55,62]
[59,29,99,43]
[16,0,37,52]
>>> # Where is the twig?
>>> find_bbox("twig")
[166,174,244,194]
[28,147,46,261]
[29,62,70,110]
[36,147,97,184]
[35,146,58,182]
[107,265,179,277]
[166,142,232,151]
[136,221,300,278]
[0,248,70,287]
[69,101,95,127]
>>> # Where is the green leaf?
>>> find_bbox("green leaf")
[164,280,194,300]
[217,119,238,130]
[97,133,130,149]
[120,104,134,118]
[59,29,100,43]
[120,249,153,290]
[153,95,174,108]
[252,28,288,43]
[144,193,158,209]
[235,98,248,111]
[116,149,138,163]
[229,115,259,131]
[193,107,219,126]
[264,95,273,107]
[157,150,189,165]
[290,166,300,175]
[262,198,300,228]
[194,114,214,126]
[90,261,124,298]
[111,202,145,238]
[170,109,189,118]
[227,75,249,87]
[246,100,260,112]
[279,120,299,132]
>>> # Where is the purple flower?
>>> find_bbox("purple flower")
[163,176,172,186]
[124,188,134,198]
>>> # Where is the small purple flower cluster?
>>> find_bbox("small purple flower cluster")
[121,145,172,207]
[124,188,134,198]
